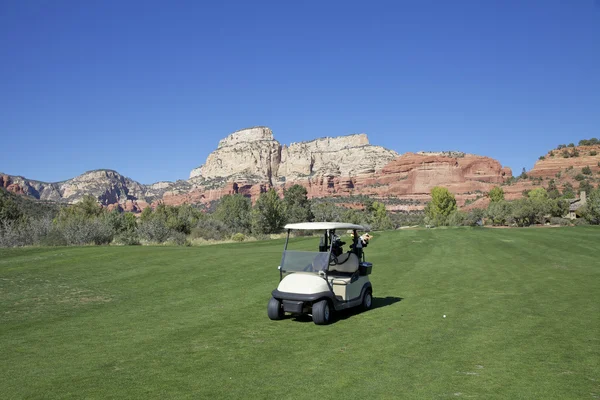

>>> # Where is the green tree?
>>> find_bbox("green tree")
[579,180,593,196]
[251,189,286,234]
[527,187,548,202]
[369,201,393,230]
[215,194,252,233]
[511,198,535,227]
[311,201,343,222]
[488,186,505,202]
[342,208,365,225]
[581,188,600,224]
[562,182,575,198]
[58,195,103,222]
[519,168,528,179]
[283,185,313,223]
[139,206,153,222]
[486,200,512,226]
[527,188,551,224]
[424,187,457,226]
[547,179,560,199]
[0,192,22,223]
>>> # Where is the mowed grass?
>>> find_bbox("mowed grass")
[1,228,599,399]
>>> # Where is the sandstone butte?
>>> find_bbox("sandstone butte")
[3,127,599,212]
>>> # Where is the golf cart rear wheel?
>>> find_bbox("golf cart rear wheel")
[312,299,331,325]
[362,289,373,311]
[267,297,284,320]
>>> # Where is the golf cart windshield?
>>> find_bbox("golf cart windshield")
[280,250,330,273]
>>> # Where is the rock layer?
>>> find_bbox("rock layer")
[2,126,520,211]
[529,145,600,178]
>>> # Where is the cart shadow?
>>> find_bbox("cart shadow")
[334,296,403,322]
[288,296,403,324]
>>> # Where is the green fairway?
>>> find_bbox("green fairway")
[1,228,599,399]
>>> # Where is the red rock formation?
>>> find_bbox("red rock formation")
[529,145,600,179]
[0,175,26,195]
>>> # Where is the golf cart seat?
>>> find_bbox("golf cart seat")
[327,252,360,285]
[329,252,359,274]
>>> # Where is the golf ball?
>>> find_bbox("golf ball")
[443,315,446,318]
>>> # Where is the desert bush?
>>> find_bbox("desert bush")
[168,231,190,246]
[549,217,571,226]
[463,208,485,226]
[572,218,589,226]
[574,174,585,181]
[447,210,466,226]
[231,233,246,242]
[114,230,141,245]
[582,166,592,175]
[137,218,172,243]
[191,217,232,241]
[59,216,114,245]
[390,212,425,228]
[590,150,598,156]
[0,220,32,247]
[539,156,545,160]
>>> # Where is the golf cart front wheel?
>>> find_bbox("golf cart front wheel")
[312,299,331,325]
[268,297,284,320]
[362,289,373,311]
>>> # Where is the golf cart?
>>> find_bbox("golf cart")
[267,222,373,325]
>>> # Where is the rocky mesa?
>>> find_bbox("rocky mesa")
[2,126,518,211]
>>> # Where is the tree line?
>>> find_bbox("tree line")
[424,185,600,227]
[0,185,398,247]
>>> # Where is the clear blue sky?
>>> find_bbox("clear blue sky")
[1,0,599,184]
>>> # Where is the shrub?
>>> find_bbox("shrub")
[557,144,566,149]
[191,218,231,241]
[463,208,485,226]
[447,210,466,227]
[571,149,580,157]
[168,231,190,246]
[562,150,570,158]
[572,218,589,226]
[114,230,141,245]
[574,174,585,181]
[231,233,246,242]
[0,220,32,247]
[590,151,598,156]
[137,218,172,243]
[568,143,575,147]
[549,217,571,226]
[58,216,114,245]
[582,166,592,175]
[539,156,545,160]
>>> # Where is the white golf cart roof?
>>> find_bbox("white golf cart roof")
[284,222,369,231]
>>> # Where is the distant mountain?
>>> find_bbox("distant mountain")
[7,127,597,212]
